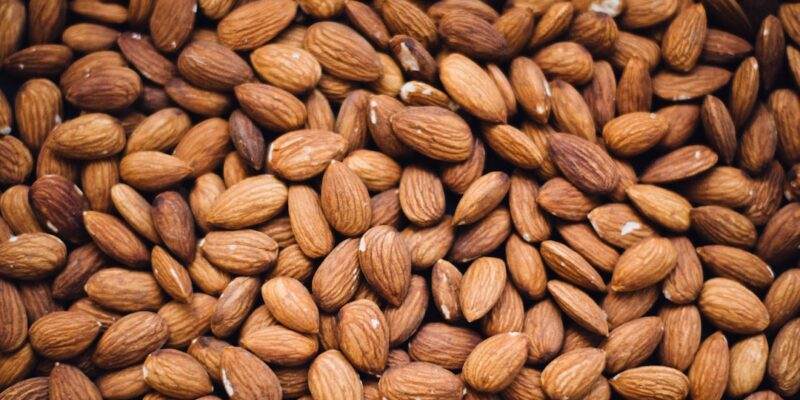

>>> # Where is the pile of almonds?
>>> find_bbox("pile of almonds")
[2,0,800,399]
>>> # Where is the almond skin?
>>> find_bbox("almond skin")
[611,237,678,292]
[28,311,100,360]
[548,132,619,195]
[304,21,381,82]
[459,257,507,323]
[358,225,412,306]
[462,332,528,393]
[378,362,465,400]
[542,348,606,400]
[92,311,169,370]
[308,350,363,400]
[390,106,473,162]
[337,299,390,375]
[610,366,690,400]
[261,276,319,334]
[699,278,770,334]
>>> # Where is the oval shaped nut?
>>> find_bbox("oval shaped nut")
[125,108,191,155]
[0,135,33,186]
[358,225,412,306]
[321,160,372,237]
[235,83,306,133]
[201,230,278,275]
[549,133,619,195]
[509,57,550,124]
[85,268,165,312]
[537,177,599,222]
[261,276,319,334]
[304,21,381,82]
[210,276,260,338]
[117,32,177,85]
[461,332,527,393]
[449,206,512,263]
[143,349,213,399]
[439,11,509,60]
[727,334,769,398]
[151,191,195,264]
[453,172,510,226]
[64,66,141,112]
[29,311,100,360]
[157,293,217,348]
[611,237,678,292]
[177,40,253,92]
[384,275,429,346]
[699,278,770,334]
[93,311,169,369]
[343,149,402,192]
[662,4,707,72]
[150,247,193,304]
[337,299,390,375]
[378,362,465,400]
[640,145,718,184]
[251,44,321,95]
[687,331,729,400]
[267,129,348,181]
[308,350,363,399]
[408,322,481,370]
[602,317,664,373]
[548,280,608,336]
[15,78,63,151]
[311,239,360,312]
[603,112,670,157]
[29,174,89,243]
[0,233,67,280]
[533,42,594,85]
[0,278,26,353]
[220,346,282,400]
[390,106,473,162]
[95,364,149,400]
[49,362,102,400]
[288,185,334,259]
[241,327,316,367]
[542,348,606,400]
[165,77,232,117]
[83,211,149,269]
[768,318,800,397]
[217,0,296,50]
[207,175,288,230]
[765,269,800,331]
[119,151,194,191]
[653,65,732,101]
[696,245,773,289]
[48,113,124,160]
[399,164,445,227]
[626,184,692,233]
[692,205,757,247]
[459,257,507,323]
[540,240,606,292]
[610,366,690,400]
[440,53,507,123]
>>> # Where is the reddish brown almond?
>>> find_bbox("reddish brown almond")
[662,4,708,72]
[765,269,800,331]
[143,349,213,399]
[217,0,296,50]
[548,280,608,336]
[219,346,281,400]
[408,322,481,370]
[399,164,445,227]
[304,21,381,82]
[462,332,528,393]
[659,304,702,371]
[85,268,165,312]
[83,211,148,268]
[768,318,800,397]
[603,112,669,157]
[549,132,619,195]
[308,350,363,400]
[542,348,606,400]
[431,259,463,322]
[524,298,564,364]
[378,362,465,400]
[267,130,348,181]
[727,334,769,398]
[459,257,507,323]
[177,39,253,92]
[640,145,718,184]
[92,311,169,369]
[235,83,306,133]
[390,106,473,162]
[208,175,287,229]
[653,65,732,101]
[611,237,678,292]
[262,276,319,334]
[626,184,692,233]
[321,161,372,237]
[337,299,390,375]
[358,225,411,306]
[587,203,657,249]
[201,230,278,275]
[602,317,664,373]
[29,311,100,360]
[699,278,770,334]
[453,172,510,226]
[697,245,773,289]
[440,53,507,123]
[49,363,101,400]
[610,366,690,400]
[384,275,429,346]
[688,331,730,400]
[540,240,606,292]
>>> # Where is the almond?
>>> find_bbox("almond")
[267,130,347,181]
[308,350,363,399]
[143,349,213,399]
[358,225,411,306]
[462,332,528,393]
[321,161,372,237]
[217,0,296,50]
[610,366,689,400]
[201,230,278,275]
[440,53,507,123]
[304,21,381,82]
[337,299,389,375]
[541,348,605,400]
[548,280,608,337]
[549,132,618,195]
[208,175,287,229]
[408,322,481,370]
[459,257,507,323]
[220,346,282,400]
[768,318,800,397]
[378,362,464,400]
[699,278,770,334]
